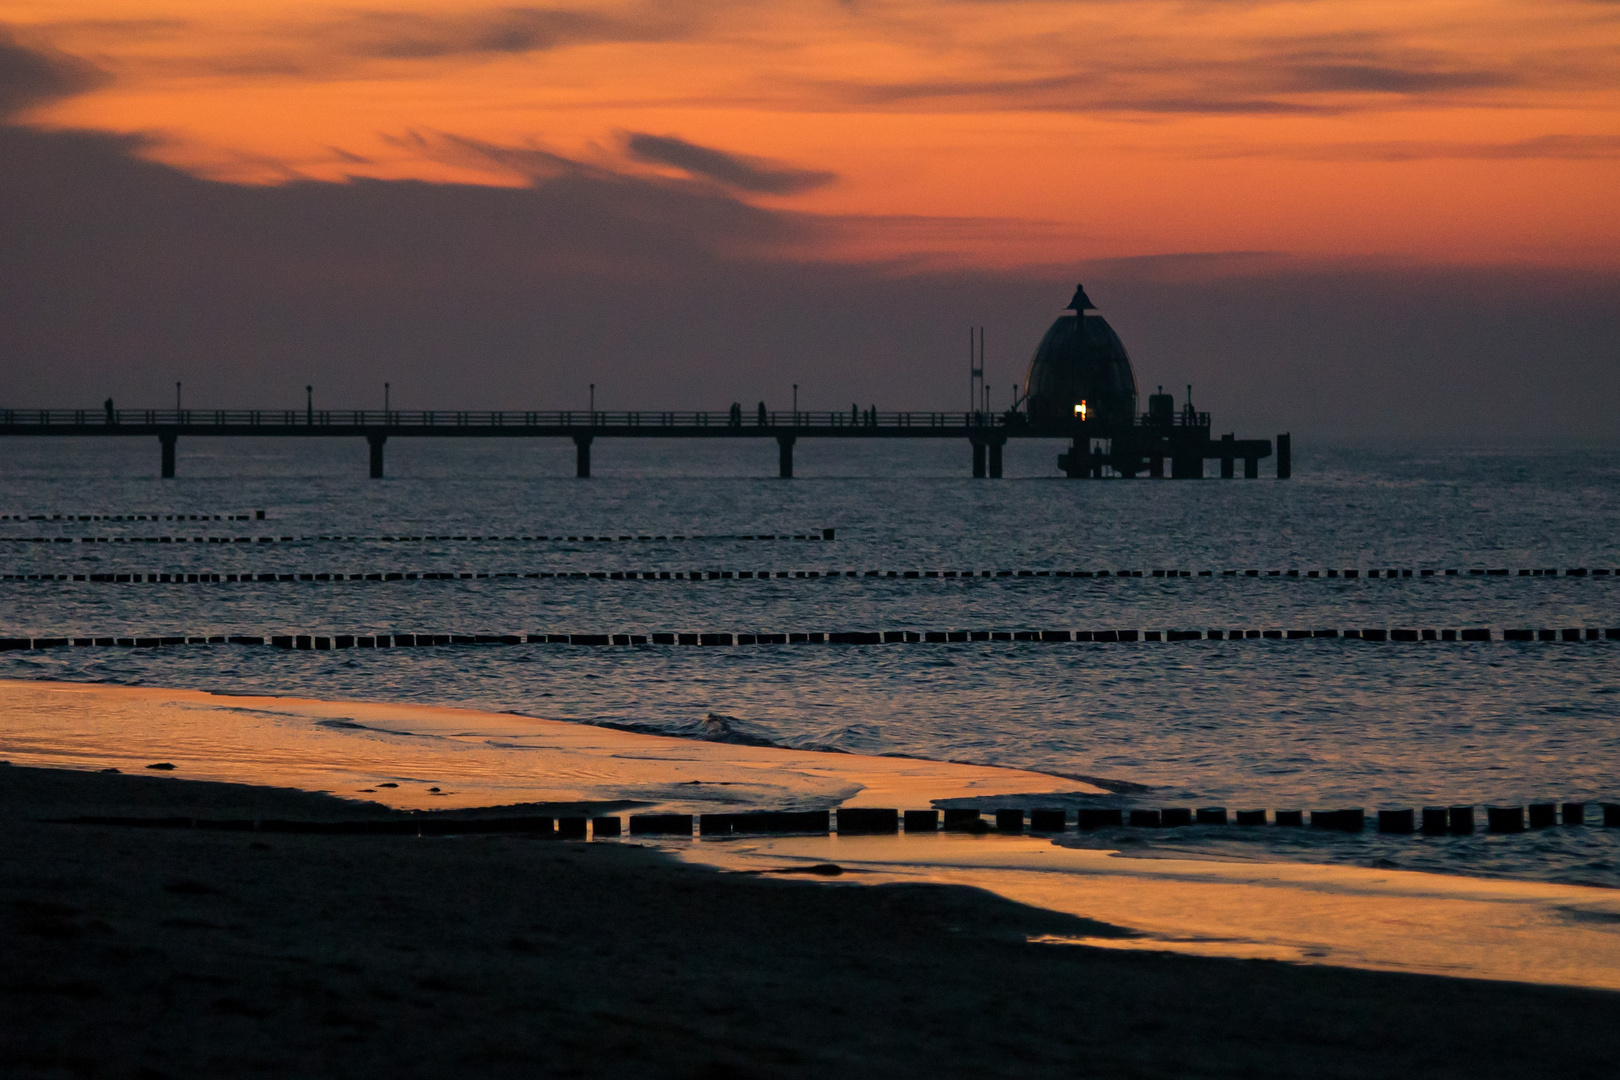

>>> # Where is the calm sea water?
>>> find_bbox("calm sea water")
[2,436,1617,885]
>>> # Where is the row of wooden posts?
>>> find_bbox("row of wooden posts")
[6,565,1619,583]
[6,626,1620,651]
[621,804,1620,837]
[62,803,1620,839]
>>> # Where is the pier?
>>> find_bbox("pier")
[1,284,1287,479]
[0,407,1284,480]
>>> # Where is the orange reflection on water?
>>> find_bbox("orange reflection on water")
[672,832,1620,991]
[0,679,1101,812]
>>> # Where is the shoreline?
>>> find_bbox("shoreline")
[4,763,1620,1078]
[0,678,1105,812]
[6,677,1620,992]
[665,830,1620,990]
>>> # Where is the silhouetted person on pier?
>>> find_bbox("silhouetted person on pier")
[104,398,114,424]
[729,402,742,427]
[757,402,767,425]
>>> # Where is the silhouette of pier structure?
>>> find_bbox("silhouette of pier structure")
[0,285,1286,480]
[0,406,1285,480]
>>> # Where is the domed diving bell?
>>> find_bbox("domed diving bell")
[1023,284,1138,431]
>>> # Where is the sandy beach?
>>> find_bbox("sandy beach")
[3,763,1619,1079]
[3,680,1619,1077]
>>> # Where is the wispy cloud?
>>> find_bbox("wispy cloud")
[24,4,715,82]
[367,128,824,258]
[800,33,1546,117]
[624,133,836,194]
[1275,61,1517,95]
[27,2,1600,116]
[1200,133,1620,161]
[382,128,589,183]
[337,5,696,61]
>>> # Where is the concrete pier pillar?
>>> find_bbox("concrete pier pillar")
[971,439,986,478]
[1150,455,1164,478]
[1277,432,1291,479]
[159,433,176,478]
[988,438,1004,478]
[777,435,795,478]
[1171,454,1202,479]
[573,434,593,478]
[1244,455,1258,479]
[1220,433,1235,478]
[1057,439,1085,478]
[367,433,386,479]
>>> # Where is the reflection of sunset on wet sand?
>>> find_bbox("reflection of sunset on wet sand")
[674,832,1620,991]
[0,679,1103,811]
[9,679,1620,993]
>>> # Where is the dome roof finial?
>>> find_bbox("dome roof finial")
[1066,283,1097,312]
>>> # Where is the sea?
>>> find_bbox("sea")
[2,436,1617,887]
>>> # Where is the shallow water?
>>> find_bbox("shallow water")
[1,436,1617,884]
[666,832,1620,990]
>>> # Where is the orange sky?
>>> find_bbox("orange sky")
[5,0,1619,267]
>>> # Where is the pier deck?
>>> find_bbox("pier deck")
[1,409,1282,480]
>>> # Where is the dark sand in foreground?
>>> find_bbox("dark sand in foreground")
[4,765,1617,1079]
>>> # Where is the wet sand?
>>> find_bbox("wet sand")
[0,679,1105,811]
[8,679,1620,991]
[672,832,1620,989]
[4,678,1620,1076]
[4,764,1620,1079]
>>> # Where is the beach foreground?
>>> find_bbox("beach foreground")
[4,764,1619,1080]
[6,679,1620,990]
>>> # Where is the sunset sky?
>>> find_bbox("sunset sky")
[2,2,1617,437]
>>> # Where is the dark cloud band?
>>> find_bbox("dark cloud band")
[0,29,109,117]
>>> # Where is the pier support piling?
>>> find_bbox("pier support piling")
[988,437,1004,478]
[1244,455,1258,479]
[1277,432,1291,479]
[573,434,593,478]
[777,435,795,479]
[159,433,176,478]
[366,433,386,479]
[1220,434,1235,478]
[971,439,986,478]
[1057,439,1085,478]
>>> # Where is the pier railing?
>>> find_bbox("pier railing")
[2,408,1015,430]
[1139,411,1210,428]
[1,408,1212,431]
